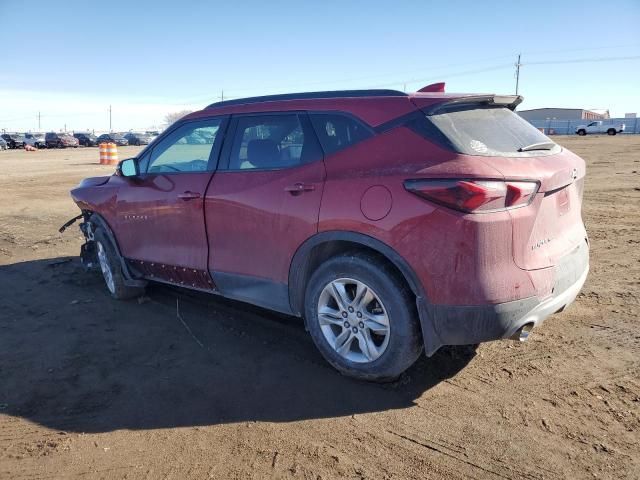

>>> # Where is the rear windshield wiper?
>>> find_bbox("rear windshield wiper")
[518,141,556,152]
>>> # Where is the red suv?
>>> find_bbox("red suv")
[68,86,589,381]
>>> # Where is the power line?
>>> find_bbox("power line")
[160,45,640,105]
[167,54,522,105]
[365,63,513,90]
[169,53,640,106]
[520,42,640,58]
[525,55,640,66]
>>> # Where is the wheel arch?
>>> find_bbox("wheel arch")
[288,231,443,356]
[288,231,426,316]
[85,211,145,286]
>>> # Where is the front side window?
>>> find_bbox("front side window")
[310,113,373,155]
[227,114,319,170]
[147,119,223,174]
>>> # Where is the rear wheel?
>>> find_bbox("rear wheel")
[577,129,586,136]
[94,228,144,300]
[304,253,423,382]
[607,128,616,135]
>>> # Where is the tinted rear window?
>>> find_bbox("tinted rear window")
[310,113,373,155]
[428,106,558,157]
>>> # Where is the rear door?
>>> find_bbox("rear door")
[205,112,325,311]
[115,117,228,288]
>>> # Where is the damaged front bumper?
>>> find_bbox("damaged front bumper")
[59,213,98,269]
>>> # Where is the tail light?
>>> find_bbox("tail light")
[404,179,539,213]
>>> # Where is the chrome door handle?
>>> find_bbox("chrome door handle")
[177,191,201,201]
[284,183,315,195]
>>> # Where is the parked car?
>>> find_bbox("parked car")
[45,132,79,148]
[0,137,7,150]
[74,132,98,147]
[575,120,625,136]
[24,133,46,148]
[123,132,153,146]
[1,133,25,149]
[67,86,589,381]
[96,133,128,146]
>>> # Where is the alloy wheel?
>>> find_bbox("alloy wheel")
[96,242,116,294]
[317,278,390,363]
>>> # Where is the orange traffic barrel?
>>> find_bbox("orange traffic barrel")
[99,142,119,165]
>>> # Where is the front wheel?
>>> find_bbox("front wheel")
[94,228,144,300]
[577,129,586,136]
[607,128,616,136]
[304,253,423,382]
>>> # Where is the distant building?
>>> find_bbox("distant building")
[518,108,610,121]
[625,113,637,118]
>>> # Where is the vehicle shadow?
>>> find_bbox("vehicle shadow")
[0,257,476,433]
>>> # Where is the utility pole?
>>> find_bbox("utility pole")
[109,105,112,131]
[220,89,224,102]
[515,53,522,95]
[38,111,41,131]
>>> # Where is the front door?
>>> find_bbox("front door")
[115,117,227,288]
[205,112,325,311]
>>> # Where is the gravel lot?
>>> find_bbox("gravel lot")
[0,137,638,479]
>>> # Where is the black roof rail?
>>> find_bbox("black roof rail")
[206,89,407,109]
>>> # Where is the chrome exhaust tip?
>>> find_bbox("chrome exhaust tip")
[511,323,534,342]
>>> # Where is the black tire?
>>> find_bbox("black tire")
[304,252,423,382]
[577,129,586,136]
[93,228,144,300]
[607,128,616,136]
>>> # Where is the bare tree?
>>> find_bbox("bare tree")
[164,110,193,127]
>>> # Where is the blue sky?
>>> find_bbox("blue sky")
[1,0,639,132]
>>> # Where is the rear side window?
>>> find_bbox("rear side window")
[428,106,558,157]
[227,114,321,170]
[310,113,373,155]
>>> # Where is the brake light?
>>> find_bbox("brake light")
[404,179,539,213]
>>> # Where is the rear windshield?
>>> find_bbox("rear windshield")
[428,106,559,157]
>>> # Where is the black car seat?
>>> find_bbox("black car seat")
[246,139,279,169]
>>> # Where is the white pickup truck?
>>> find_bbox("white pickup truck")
[575,121,625,136]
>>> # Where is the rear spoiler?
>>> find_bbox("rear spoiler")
[420,94,524,115]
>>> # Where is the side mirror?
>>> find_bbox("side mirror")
[117,158,140,177]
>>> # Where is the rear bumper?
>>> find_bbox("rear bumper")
[419,241,589,356]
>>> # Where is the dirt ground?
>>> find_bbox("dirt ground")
[0,136,638,480]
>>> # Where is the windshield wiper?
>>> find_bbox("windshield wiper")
[518,141,556,152]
